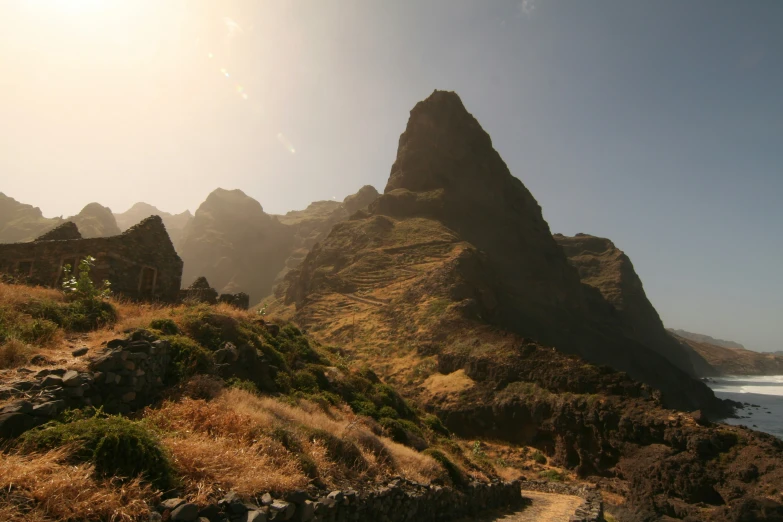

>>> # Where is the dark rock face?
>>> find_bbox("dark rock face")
[0,216,183,301]
[554,233,712,377]
[34,221,82,241]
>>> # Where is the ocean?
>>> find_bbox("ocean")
[707,375,783,439]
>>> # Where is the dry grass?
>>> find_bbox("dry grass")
[0,447,154,522]
[144,388,442,501]
[0,338,32,369]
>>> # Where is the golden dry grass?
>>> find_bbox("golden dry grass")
[144,388,442,501]
[0,447,155,522]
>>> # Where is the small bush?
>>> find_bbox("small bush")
[226,377,259,395]
[423,414,450,436]
[532,450,547,465]
[292,370,319,393]
[270,427,303,453]
[423,449,464,486]
[183,375,224,400]
[0,338,31,369]
[16,318,59,345]
[25,299,116,332]
[165,335,214,382]
[150,318,179,335]
[538,469,566,482]
[19,412,173,489]
[378,406,399,419]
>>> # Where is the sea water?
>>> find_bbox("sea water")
[707,375,783,439]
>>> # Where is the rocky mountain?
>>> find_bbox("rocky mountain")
[114,202,193,250]
[67,202,121,239]
[673,333,783,376]
[274,90,729,417]
[669,328,746,350]
[179,186,379,304]
[0,195,121,242]
[0,192,61,243]
[555,233,715,377]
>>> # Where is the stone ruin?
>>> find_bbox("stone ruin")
[180,276,250,310]
[0,216,183,302]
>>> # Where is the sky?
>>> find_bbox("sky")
[0,0,781,351]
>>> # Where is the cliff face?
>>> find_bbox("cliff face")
[179,188,295,303]
[278,90,729,416]
[554,233,713,377]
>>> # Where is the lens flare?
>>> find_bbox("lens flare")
[277,132,296,154]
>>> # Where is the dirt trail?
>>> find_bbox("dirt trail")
[468,491,583,522]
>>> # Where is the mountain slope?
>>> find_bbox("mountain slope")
[0,193,61,243]
[274,90,729,417]
[68,203,121,238]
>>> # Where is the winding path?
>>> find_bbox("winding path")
[466,490,584,522]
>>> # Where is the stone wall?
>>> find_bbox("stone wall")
[520,480,604,522]
[0,216,183,301]
[154,478,525,522]
[0,331,172,437]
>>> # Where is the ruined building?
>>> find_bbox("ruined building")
[0,216,183,302]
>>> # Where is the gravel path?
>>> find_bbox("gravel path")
[464,490,584,522]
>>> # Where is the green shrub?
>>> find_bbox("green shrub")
[378,406,399,419]
[292,370,319,393]
[538,469,566,482]
[226,377,259,395]
[16,318,59,345]
[270,427,303,453]
[274,372,292,393]
[423,449,464,486]
[423,414,450,436]
[150,318,179,335]
[19,412,173,488]
[24,299,116,332]
[165,335,214,382]
[532,450,547,465]
[349,398,378,418]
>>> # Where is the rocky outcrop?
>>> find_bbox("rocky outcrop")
[114,202,193,251]
[554,233,712,377]
[0,331,172,438]
[281,90,729,417]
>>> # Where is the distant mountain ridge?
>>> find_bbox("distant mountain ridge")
[668,328,746,350]
[0,193,121,242]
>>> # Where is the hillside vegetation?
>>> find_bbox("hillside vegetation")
[0,280,554,521]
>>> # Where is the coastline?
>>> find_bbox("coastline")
[706,375,783,439]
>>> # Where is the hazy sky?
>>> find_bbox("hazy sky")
[1,1,781,351]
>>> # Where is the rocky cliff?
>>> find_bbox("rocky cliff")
[277,90,729,417]
[554,233,714,377]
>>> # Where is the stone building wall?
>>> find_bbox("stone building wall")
[0,216,183,302]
